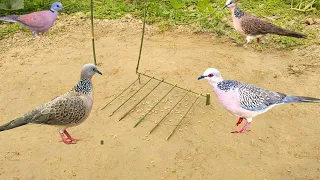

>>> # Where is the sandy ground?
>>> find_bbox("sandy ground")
[0,14,319,180]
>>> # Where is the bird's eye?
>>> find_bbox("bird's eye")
[56,5,59,7]
[208,74,214,77]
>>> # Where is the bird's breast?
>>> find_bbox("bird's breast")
[231,9,245,35]
[232,17,245,35]
[85,92,94,111]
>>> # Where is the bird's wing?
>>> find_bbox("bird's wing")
[238,83,286,111]
[15,11,48,28]
[240,14,277,36]
[30,94,87,126]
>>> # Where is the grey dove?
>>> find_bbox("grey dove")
[224,0,307,43]
[0,64,102,144]
[0,2,64,38]
[198,68,320,133]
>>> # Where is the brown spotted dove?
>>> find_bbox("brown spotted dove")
[0,64,102,144]
[224,0,307,43]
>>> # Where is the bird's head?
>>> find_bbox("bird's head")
[198,68,223,84]
[223,0,236,9]
[51,2,64,11]
[81,64,102,79]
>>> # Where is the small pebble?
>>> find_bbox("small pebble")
[198,121,201,123]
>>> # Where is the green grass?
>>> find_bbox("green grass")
[0,0,319,49]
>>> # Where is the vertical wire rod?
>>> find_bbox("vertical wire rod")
[166,95,200,140]
[148,90,190,134]
[90,0,97,65]
[109,78,153,116]
[136,0,147,74]
[134,84,176,127]
[119,80,164,121]
[101,78,139,110]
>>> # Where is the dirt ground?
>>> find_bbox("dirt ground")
[0,14,319,180]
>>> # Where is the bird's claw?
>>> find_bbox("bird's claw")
[62,139,77,144]
[231,129,250,134]
[67,137,80,142]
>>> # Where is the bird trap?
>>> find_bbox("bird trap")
[91,1,210,140]
[101,73,209,140]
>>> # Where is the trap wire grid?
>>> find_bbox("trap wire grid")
[101,73,210,140]
[96,0,210,140]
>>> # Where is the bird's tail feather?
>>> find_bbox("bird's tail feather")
[282,95,320,104]
[0,15,19,23]
[0,111,36,132]
[270,26,307,38]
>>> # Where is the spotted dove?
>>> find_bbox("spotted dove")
[224,0,307,43]
[198,68,320,133]
[0,64,102,144]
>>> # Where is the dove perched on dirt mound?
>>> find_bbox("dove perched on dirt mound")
[0,64,102,144]
[224,0,307,43]
[0,2,64,38]
[198,68,320,133]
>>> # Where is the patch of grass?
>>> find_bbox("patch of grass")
[0,0,319,49]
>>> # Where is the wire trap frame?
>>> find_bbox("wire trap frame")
[96,0,211,140]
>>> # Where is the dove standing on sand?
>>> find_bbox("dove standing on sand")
[198,68,320,133]
[223,0,307,43]
[0,64,102,144]
[0,2,64,38]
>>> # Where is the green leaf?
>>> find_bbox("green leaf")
[0,0,24,10]
[10,0,24,10]
[170,0,185,9]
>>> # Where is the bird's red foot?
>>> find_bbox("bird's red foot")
[231,122,251,134]
[59,130,79,144]
[61,138,77,144]
[257,38,260,44]
[64,130,80,142]
[236,117,244,126]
